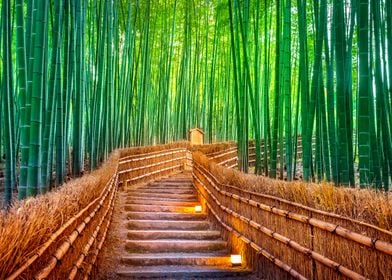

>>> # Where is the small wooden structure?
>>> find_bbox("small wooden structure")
[189,128,204,145]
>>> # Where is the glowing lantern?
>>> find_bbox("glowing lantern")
[231,254,242,266]
[195,205,202,213]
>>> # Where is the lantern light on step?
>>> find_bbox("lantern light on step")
[195,205,202,213]
[231,254,242,266]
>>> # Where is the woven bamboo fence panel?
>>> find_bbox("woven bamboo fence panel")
[118,142,190,186]
[192,142,238,168]
[192,153,392,280]
[6,172,118,280]
[4,142,191,279]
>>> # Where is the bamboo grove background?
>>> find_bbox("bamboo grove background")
[0,0,391,205]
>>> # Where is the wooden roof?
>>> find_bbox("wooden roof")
[189,128,205,134]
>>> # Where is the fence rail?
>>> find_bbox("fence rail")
[118,145,188,186]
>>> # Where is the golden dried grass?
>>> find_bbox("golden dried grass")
[0,151,119,278]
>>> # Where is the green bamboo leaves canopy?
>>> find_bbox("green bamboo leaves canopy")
[0,0,391,205]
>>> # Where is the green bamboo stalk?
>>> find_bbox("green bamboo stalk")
[15,0,29,199]
[2,0,16,205]
[357,0,371,187]
[27,0,49,197]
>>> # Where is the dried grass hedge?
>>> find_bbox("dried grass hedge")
[0,152,119,278]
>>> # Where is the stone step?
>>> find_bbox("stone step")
[127,220,210,230]
[125,204,195,213]
[148,183,193,188]
[135,187,195,193]
[117,265,252,279]
[127,197,198,204]
[153,179,192,183]
[127,188,194,195]
[126,199,198,207]
[126,240,227,253]
[126,192,197,200]
[127,194,198,202]
[121,252,230,266]
[127,211,206,220]
[155,181,192,185]
[127,230,221,240]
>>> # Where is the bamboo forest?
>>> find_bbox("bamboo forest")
[1,1,392,279]
[0,0,392,207]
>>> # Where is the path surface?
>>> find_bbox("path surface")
[100,172,252,279]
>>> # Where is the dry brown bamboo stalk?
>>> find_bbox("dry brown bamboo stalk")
[82,178,117,280]
[119,148,186,164]
[196,184,309,280]
[206,146,237,157]
[194,175,369,280]
[120,145,188,160]
[68,178,117,280]
[6,173,117,280]
[120,146,186,160]
[119,156,186,174]
[210,149,238,160]
[227,163,238,169]
[124,164,182,184]
[217,157,238,166]
[34,176,116,279]
[194,161,392,237]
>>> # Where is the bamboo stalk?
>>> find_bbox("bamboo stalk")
[119,156,186,174]
[217,157,238,166]
[209,149,238,159]
[68,177,117,280]
[82,176,117,279]
[124,164,183,184]
[119,148,187,164]
[227,163,238,169]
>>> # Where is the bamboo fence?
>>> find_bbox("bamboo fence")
[2,142,190,279]
[192,150,392,280]
[118,142,190,186]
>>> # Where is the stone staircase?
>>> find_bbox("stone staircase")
[117,173,252,279]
